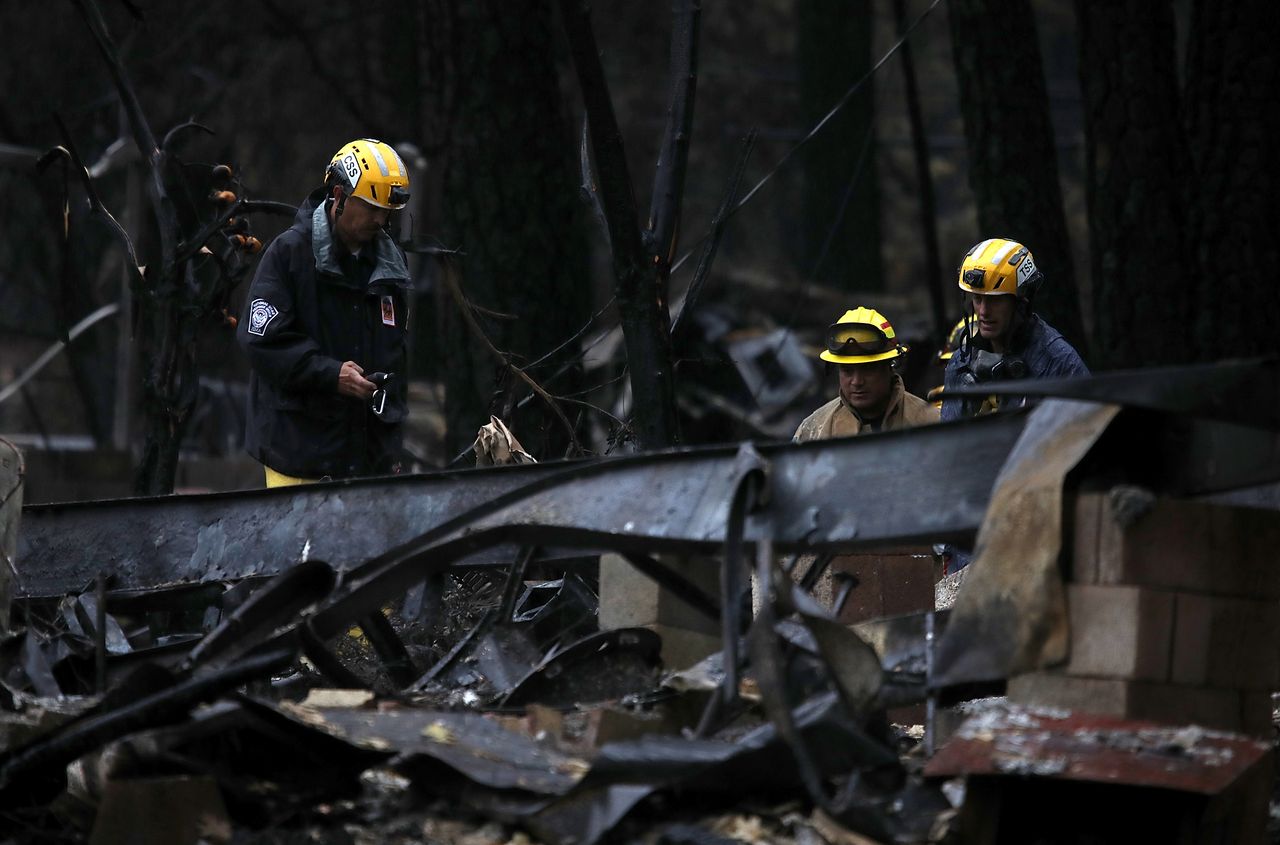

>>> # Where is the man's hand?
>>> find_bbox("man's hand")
[337,360,377,400]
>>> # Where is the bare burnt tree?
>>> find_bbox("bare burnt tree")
[893,0,946,339]
[559,0,702,450]
[1075,0,1193,368]
[798,0,882,292]
[421,0,592,460]
[947,0,1087,353]
[1182,0,1280,360]
[27,157,117,445]
[62,0,292,495]
[1076,0,1279,366]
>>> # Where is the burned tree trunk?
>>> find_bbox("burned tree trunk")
[893,0,946,339]
[430,0,591,460]
[1183,0,1280,361]
[1075,0,1280,366]
[68,0,289,495]
[132,259,200,495]
[947,0,1087,353]
[559,0,699,450]
[798,0,881,292]
[1075,0,1193,368]
[72,0,186,496]
[42,179,117,446]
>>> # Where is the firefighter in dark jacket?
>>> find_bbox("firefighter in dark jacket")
[238,138,413,486]
[937,237,1088,573]
[940,237,1088,422]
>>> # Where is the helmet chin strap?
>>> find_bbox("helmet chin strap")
[326,165,350,219]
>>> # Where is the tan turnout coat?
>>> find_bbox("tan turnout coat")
[793,375,938,442]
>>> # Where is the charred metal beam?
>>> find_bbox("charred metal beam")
[295,397,1280,656]
[19,395,1279,610]
[180,560,335,674]
[17,412,1027,599]
[302,414,1030,645]
[17,462,585,599]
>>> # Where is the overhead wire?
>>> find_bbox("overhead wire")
[505,0,948,441]
[669,0,946,275]
[749,63,891,405]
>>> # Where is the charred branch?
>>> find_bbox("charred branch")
[559,0,680,449]
[175,198,296,265]
[71,0,180,271]
[440,257,582,455]
[40,120,145,296]
[56,2,295,494]
[671,129,756,342]
[160,119,214,154]
[645,0,702,275]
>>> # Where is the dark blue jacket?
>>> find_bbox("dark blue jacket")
[941,314,1088,422]
[237,189,411,478]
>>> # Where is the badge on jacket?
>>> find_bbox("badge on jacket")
[381,295,396,327]
[248,299,280,336]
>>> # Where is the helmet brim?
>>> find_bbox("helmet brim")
[958,282,1015,296]
[346,192,408,212]
[819,347,905,365]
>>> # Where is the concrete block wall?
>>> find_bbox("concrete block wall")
[601,547,939,672]
[1008,490,1280,736]
[598,553,722,671]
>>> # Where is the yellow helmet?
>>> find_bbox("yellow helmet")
[819,307,907,364]
[325,138,411,210]
[957,237,1043,299]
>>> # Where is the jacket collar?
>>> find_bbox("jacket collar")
[841,373,906,426]
[309,198,411,288]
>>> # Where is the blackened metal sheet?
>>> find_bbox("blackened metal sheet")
[255,702,588,797]
[932,401,1120,688]
[924,702,1270,795]
[16,412,1026,599]
[421,415,1025,557]
[514,694,890,845]
[16,461,575,598]
[500,628,662,707]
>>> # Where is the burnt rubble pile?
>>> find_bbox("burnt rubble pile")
[1,361,1278,844]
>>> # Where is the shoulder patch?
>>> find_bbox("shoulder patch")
[247,298,280,336]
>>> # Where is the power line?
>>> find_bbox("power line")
[670,0,947,274]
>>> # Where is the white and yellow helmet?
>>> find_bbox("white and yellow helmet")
[957,237,1043,300]
[325,138,411,210]
[819,307,907,365]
